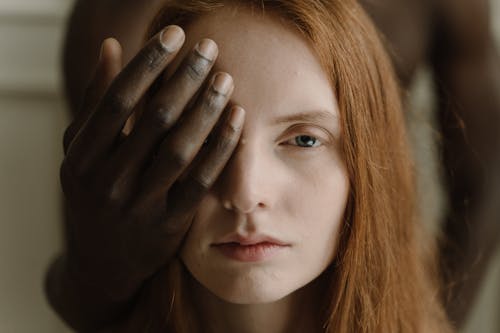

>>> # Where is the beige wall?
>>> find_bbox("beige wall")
[0,0,72,332]
[0,1,498,332]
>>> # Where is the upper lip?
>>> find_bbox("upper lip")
[212,233,290,246]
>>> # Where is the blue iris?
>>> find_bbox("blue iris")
[295,135,319,148]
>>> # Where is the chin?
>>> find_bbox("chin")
[210,281,293,305]
[214,279,293,304]
[188,264,305,305]
[180,249,320,306]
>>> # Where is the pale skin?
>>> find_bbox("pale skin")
[176,8,349,333]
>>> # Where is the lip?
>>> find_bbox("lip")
[214,233,290,246]
[211,233,290,262]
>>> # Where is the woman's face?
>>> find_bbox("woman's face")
[177,6,350,304]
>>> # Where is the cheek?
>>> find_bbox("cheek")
[288,154,349,214]
[179,196,218,258]
[288,162,349,257]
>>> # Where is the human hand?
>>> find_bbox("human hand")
[60,25,245,302]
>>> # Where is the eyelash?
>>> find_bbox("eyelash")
[203,132,326,149]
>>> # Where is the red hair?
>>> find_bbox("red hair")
[124,1,454,332]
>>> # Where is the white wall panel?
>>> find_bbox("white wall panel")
[0,0,72,332]
[0,97,70,333]
[0,21,62,95]
[0,0,72,19]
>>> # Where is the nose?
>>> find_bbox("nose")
[213,138,272,214]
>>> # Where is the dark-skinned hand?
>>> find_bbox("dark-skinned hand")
[58,24,245,305]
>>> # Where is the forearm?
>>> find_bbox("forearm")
[434,45,500,325]
[44,253,138,332]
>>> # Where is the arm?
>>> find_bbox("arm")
[46,2,173,330]
[45,252,140,332]
[430,0,500,326]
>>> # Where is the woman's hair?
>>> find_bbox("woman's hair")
[127,1,453,332]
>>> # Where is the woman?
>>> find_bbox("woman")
[50,0,453,332]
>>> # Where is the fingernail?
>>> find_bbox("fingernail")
[229,106,245,130]
[213,73,233,95]
[195,39,218,61]
[160,25,185,52]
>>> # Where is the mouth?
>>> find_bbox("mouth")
[211,234,291,262]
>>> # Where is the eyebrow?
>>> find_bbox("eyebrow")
[271,110,339,127]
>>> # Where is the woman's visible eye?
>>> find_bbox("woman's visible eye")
[286,135,323,148]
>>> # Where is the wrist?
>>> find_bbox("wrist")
[45,253,142,331]
[62,251,143,303]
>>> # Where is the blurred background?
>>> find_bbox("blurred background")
[0,0,499,332]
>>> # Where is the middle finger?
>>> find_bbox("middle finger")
[108,39,219,182]
[139,71,234,201]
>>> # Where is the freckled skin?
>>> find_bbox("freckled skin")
[50,0,500,330]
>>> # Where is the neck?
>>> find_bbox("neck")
[186,273,327,333]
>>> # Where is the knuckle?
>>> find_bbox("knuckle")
[140,42,167,71]
[102,181,126,208]
[202,92,224,113]
[189,173,212,192]
[185,58,209,81]
[167,149,191,170]
[149,104,177,130]
[190,174,212,198]
[104,93,135,114]
[214,134,235,154]
[224,120,242,137]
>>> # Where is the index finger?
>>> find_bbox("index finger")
[63,38,123,155]
[66,25,186,176]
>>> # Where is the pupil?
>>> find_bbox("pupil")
[297,136,315,147]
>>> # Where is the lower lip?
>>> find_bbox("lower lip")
[213,242,288,262]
